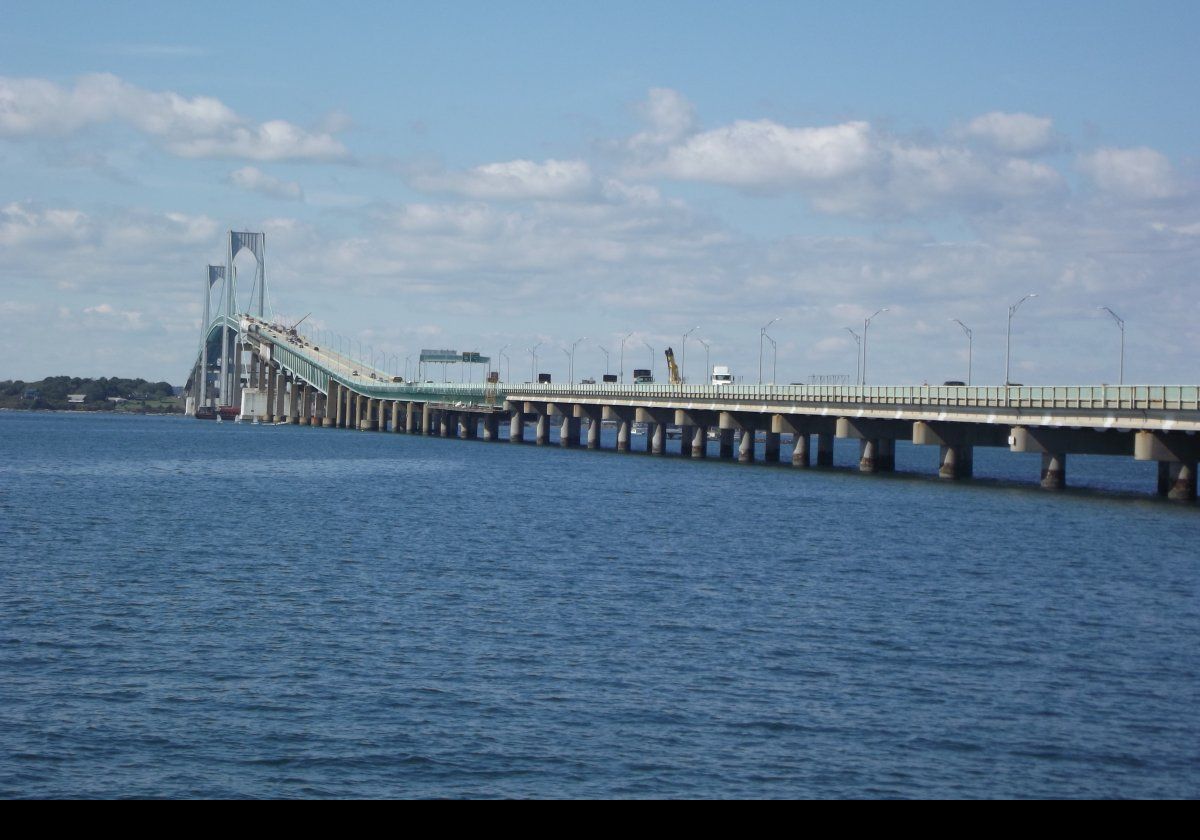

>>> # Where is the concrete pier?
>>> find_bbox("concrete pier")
[298,384,311,425]
[792,433,810,467]
[535,412,549,445]
[1040,452,1067,490]
[692,425,707,459]
[510,409,525,442]
[764,432,781,464]
[265,364,277,422]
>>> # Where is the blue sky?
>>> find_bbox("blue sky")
[2,1,1197,384]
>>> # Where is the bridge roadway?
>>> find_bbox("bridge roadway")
[229,315,1200,501]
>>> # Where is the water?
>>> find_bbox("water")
[0,411,1196,798]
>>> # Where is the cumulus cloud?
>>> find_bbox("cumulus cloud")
[228,166,304,201]
[629,87,697,149]
[624,91,1066,217]
[1078,146,1182,200]
[0,73,348,161]
[958,111,1057,155]
[409,158,594,200]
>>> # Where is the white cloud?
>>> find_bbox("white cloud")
[1078,146,1181,200]
[410,158,594,200]
[649,119,874,186]
[629,87,697,149]
[959,112,1057,155]
[228,166,304,201]
[0,73,348,161]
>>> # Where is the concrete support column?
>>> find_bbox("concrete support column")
[878,438,896,472]
[421,402,432,435]
[792,433,810,467]
[274,370,287,423]
[483,415,498,441]
[1040,452,1067,490]
[651,423,665,455]
[387,401,397,433]
[457,414,469,439]
[817,433,834,467]
[327,382,339,428]
[535,413,550,445]
[586,418,600,450]
[298,384,312,425]
[405,401,417,434]
[344,388,354,429]
[738,429,755,463]
[1157,461,1197,501]
[510,410,525,442]
[938,444,974,480]
[265,365,277,422]
[560,415,580,448]
[718,429,734,459]
[858,439,879,472]
[617,420,630,452]
[764,432,781,463]
[692,425,707,459]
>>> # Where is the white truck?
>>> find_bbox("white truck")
[711,365,734,386]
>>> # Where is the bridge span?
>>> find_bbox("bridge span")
[182,313,1200,502]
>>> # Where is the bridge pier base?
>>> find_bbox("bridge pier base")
[738,429,755,463]
[939,444,974,480]
[792,433,810,467]
[405,401,417,433]
[421,402,431,435]
[535,413,549,445]
[560,415,580,448]
[509,410,525,442]
[1158,461,1197,501]
[817,433,834,466]
[1040,452,1067,490]
[764,432,781,464]
[298,385,311,425]
[617,420,630,451]
[483,414,498,441]
[719,429,734,459]
[287,376,300,424]
[265,366,277,423]
[692,425,707,458]
[586,418,600,449]
[651,423,665,455]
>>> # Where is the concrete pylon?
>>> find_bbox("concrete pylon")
[535,413,549,445]
[692,425,707,459]
[586,418,600,449]
[1040,452,1067,490]
[421,402,431,435]
[510,409,525,442]
[764,432,781,463]
[738,428,755,463]
[265,365,277,423]
[816,433,834,467]
[791,433,810,467]
[651,423,665,455]
[298,384,311,425]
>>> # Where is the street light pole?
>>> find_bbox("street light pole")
[561,348,571,384]
[643,341,655,381]
[499,346,511,383]
[570,337,586,385]
[619,332,633,384]
[845,328,862,386]
[1098,306,1125,385]
[759,318,780,385]
[862,308,888,386]
[599,346,610,377]
[528,341,542,383]
[697,338,710,385]
[951,318,973,386]
[681,325,698,384]
[1005,293,1037,386]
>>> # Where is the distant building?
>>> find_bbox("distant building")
[23,389,39,400]
[67,394,86,404]
[106,397,127,404]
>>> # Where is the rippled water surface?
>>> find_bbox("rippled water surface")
[1,412,1196,798]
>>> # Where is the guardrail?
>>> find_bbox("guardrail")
[502,383,1200,412]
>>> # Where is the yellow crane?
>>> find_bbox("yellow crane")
[664,347,681,385]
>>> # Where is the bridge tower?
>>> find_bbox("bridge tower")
[198,264,225,409]
[223,231,266,409]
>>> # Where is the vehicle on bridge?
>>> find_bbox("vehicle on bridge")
[633,368,654,384]
[712,366,734,386]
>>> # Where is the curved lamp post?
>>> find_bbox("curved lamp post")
[1098,306,1125,385]
[951,318,973,385]
[758,318,780,385]
[845,327,862,386]
[862,308,888,386]
[1005,294,1037,386]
